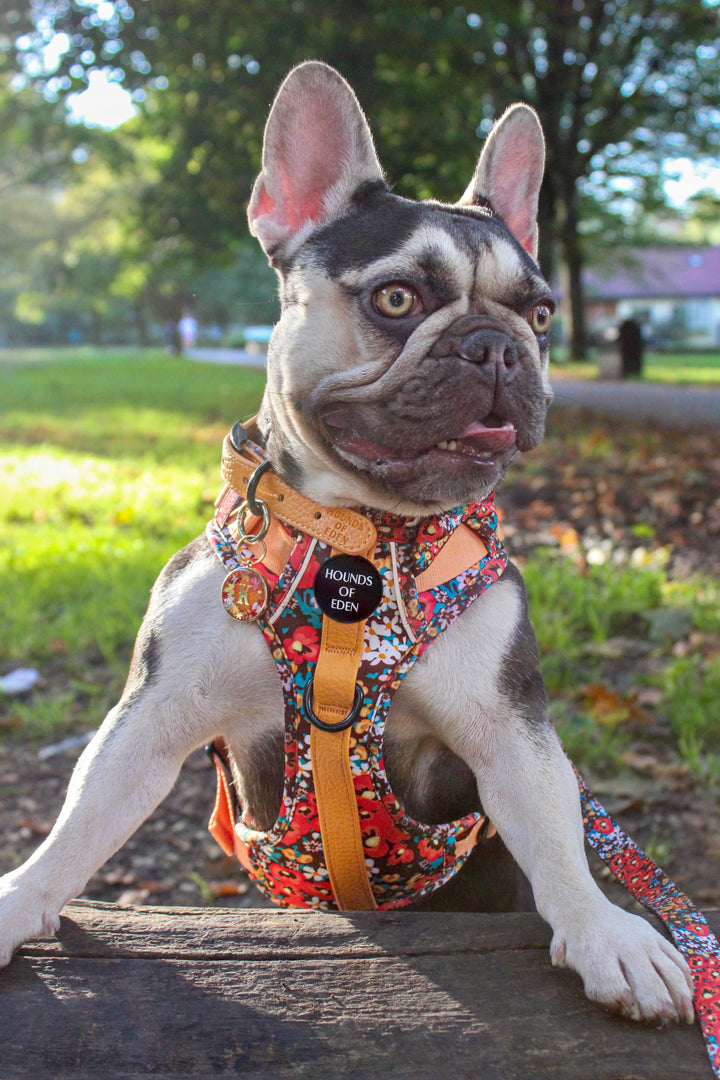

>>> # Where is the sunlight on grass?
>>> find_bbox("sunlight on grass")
[5,449,214,528]
[1,450,213,664]
[0,350,265,733]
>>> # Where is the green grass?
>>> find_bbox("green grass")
[1,349,265,733]
[521,552,720,780]
[641,351,720,384]
[552,349,720,384]
[1,346,718,785]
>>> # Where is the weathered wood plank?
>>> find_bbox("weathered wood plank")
[0,901,716,1080]
[26,900,557,959]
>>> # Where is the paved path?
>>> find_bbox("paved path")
[187,346,266,366]
[551,377,719,429]
[187,349,719,430]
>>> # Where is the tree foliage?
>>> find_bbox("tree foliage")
[4,0,720,354]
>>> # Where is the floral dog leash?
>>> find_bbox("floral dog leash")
[577,764,720,1075]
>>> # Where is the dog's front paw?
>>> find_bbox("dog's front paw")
[550,903,695,1025]
[0,874,61,968]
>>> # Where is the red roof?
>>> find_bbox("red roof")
[584,245,720,301]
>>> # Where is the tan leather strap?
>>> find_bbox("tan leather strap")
[220,435,376,556]
[311,725,377,910]
[312,607,367,726]
[219,432,377,906]
[414,523,489,592]
[309,544,377,911]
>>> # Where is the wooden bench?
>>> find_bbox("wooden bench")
[1,900,716,1079]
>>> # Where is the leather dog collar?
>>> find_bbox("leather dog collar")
[217,425,377,557]
[216,419,489,588]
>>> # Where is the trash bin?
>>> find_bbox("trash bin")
[619,317,644,377]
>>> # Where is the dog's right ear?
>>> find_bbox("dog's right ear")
[459,104,545,260]
[248,62,385,260]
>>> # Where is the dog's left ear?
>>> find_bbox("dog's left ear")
[459,104,545,259]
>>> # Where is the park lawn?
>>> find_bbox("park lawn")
[1,348,718,784]
[0,349,265,731]
[551,349,720,384]
[642,351,720,383]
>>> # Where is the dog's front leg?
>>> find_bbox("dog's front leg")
[0,691,193,967]
[0,540,270,967]
[474,724,694,1024]
[414,565,694,1024]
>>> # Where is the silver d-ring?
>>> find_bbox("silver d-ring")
[246,460,272,515]
[303,678,363,732]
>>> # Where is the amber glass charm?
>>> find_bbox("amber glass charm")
[221,565,269,621]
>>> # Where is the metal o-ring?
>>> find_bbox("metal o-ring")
[237,537,267,564]
[303,678,363,732]
[237,498,271,543]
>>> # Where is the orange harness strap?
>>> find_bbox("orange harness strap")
[415,523,488,592]
[310,541,378,911]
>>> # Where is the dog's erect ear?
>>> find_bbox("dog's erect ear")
[459,104,545,259]
[248,61,385,258]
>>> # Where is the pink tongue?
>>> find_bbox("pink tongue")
[459,420,516,451]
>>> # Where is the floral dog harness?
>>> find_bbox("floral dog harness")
[206,425,720,1076]
[206,434,506,911]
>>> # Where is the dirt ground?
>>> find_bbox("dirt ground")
[1,405,718,913]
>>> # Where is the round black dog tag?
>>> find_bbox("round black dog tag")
[314,554,383,623]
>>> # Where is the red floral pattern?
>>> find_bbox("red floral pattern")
[282,625,320,663]
[207,492,506,910]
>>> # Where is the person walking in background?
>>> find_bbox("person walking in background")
[178,312,197,352]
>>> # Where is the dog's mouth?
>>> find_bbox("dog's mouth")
[320,411,517,470]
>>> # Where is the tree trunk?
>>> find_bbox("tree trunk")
[537,182,557,288]
[558,181,587,361]
[91,309,104,347]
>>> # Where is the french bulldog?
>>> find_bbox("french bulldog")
[0,61,693,1026]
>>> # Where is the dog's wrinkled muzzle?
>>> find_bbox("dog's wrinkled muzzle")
[429,315,520,387]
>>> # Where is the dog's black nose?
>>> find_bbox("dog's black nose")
[458,329,518,372]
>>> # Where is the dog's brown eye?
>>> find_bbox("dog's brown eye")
[530,304,553,334]
[372,284,418,318]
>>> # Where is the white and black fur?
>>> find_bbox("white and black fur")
[0,62,694,1026]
